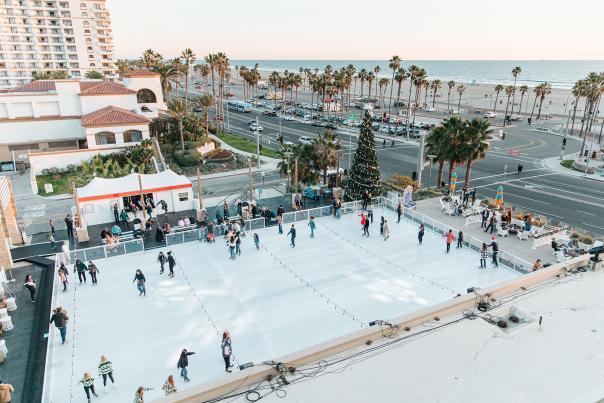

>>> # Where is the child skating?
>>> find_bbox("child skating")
[98,355,116,392]
[79,372,98,402]
[308,216,316,238]
[253,233,260,250]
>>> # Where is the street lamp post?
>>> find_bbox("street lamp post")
[426,154,437,188]
[416,132,426,188]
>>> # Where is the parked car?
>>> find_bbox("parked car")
[424,106,436,112]
[325,123,338,130]
[283,115,296,121]
[301,119,313,125]
[262,110,277,117]
[299,136,314,145]
[192,107,202,112]
[249,122,263,132]
[484,111,497,118]
[312,121,326,127]
[450,109,460,115]
[226,92,235,98]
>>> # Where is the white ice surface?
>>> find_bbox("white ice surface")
[45,207,518,402]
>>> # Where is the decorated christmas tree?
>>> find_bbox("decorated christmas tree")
[344,112,380,201]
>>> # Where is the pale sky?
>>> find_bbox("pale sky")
[108,0,604,60]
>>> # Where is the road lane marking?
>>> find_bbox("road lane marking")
[472,173,557,189]
[578,211,596,216]
[469,168,548,182]
[582,223,604,230]
[504,182,604,208]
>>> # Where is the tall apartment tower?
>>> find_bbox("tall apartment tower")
[0,0,116,89]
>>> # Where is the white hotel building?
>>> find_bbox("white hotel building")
[0,70,165,166]
[0,0,116,89]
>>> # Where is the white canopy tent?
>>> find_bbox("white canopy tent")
[76,169,194,226]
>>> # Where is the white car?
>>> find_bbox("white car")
[450,109,460,115]
[484,111,497,118]
[298,136,314,145]
[282,141,295,148]
[301,118,313,125]
[249,123,263,132]
[424,106,436,112]
[283,115,296,121]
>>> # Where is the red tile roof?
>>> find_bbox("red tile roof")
[81,106,149,127]
[122,70,159,78]
[11,80,57,92]
[79,81,136,96]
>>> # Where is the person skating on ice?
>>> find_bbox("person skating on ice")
[74,259,88,284]
[58,263,69,292]
[79,372,98,402]
[363,216,370,237]
[98,355,116,392]
[287,224,296,247]
[133,386,153,403]
[480,242,488,269]
[167,251,176,278]
[380,216,384,236]
[88,261,99,285]
[228,236,236,259]
[49,306,69,344]
[132,269,146,296]
[177,348,195,382]
[157,251,167,274]
[418,223,425,245]
[367,202,374,223]
[383,220,390,240]
[444,229,455,253]
[235,233,242,256]
[487,236,499,267]
[253,233,260,250]
[396,201,402,223]
[162,375,177,396]
[222,330,234,373]
[308,216,316,238]
[456,231,464,249]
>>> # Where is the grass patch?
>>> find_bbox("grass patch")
[36,174,90,196]
[216,132,280,159]
[560,159,585,172]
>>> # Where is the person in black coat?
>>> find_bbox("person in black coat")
[480,209,490,228]
[113,203,119,224]
[487,237,499,267]
[167,251,176,278]
[287,224,296,247]
[418,223,425,244]
[177,349,195,382]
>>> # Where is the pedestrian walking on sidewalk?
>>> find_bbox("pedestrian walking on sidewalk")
[113,203,119,225]
[177,349,195,382]
[367,203,374,223]
[65,214,74,239]
[287,224,296,247]
[480,242,488,268]
[98,355,116,392]
[120,209,129,230]
[485,215,496,234]
[235,233,242,256]
[456,231,464,249]
[228,236,236,259]
[79,373,98,402]
[445,229,455,253]
[24,274,36,302]
[418,223,425,245]
[157,251,167,274]
[517,164,523,175]
[221,330,234,373]
[74,259,87,284]
[363,216,370,237]
[132,269,146,296]
[48,232,56,250]
[49,218,55,234]
[50,307,69,344]
[87,261,99,285]
[167,251,176,277]
[308,216,316,238]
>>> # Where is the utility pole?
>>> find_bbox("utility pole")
[255,116,260,168]
[294,158,299,191]
[138,174,146,220]
[248,159,253,201]
[196,168,203,211]
[416,133,425,188]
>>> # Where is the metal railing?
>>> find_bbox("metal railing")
[380,196,530,273]
[66,238,145,262]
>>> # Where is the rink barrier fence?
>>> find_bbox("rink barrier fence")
[41,256,62,403]
[379,196,531,273]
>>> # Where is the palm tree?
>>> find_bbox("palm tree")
[268,71,280,110]
[423,79,430,106]
[167,98,187,151]
[192,94,214,140]
[394,68,407,107]
[503,85,515,126]
[180,48,196,110]
[441,116,466,185]
[517,85,529,117]
[509,66,522,118]
[373,65,381,100]
[366,72,375,99]
[536,82,552,120]
[152,63,179,102]
[461,118,492,188]
[406,65,420,122]
[379,78,389,109]
[425,125,448,187]
[140,49,162,69]
[456,85,466,111]
[431,79,442,108]
[204,53,218,119]
[85,70,104,79]
[493,84,504,113]
[446,80,455,112]
[388,56,401,114]
[358,68,368,97]
[314,130,341,184]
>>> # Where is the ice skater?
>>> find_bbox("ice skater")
[383,220,390,241]
[363,216,370,237]
[157,251,167,274]
[418,223,425,245]
[277,215,283,234]
[162,375,177,396]
[24,274,36,302]
[235,233,242,256]
[177,349,195,382]
[396,201,402,223]
[487,236,499,267]
[132,269,146,296]
[167,251,176,277]
[221,330,234,373]
[228,236,236,259]
[74,259,87,284]
[367,203,374,223]
[308,216,316,238]
[253,233,260,250]
[49,307,69,344]
[134,386,153,403]
[485,215,496,234]
[79,373,98,402]
[98,355,116,392]
[456,231,464,249]
[58,263,69,292]
[445,229,455,253]
[88,261,99,284]
[480,242,488,269]
[287,224,296,247]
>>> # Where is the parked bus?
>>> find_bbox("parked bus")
[227,100,252,113]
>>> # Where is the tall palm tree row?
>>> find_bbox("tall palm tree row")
[167,98,187,151]
[456,85,466,111]
[388,56,401,114]
[503,85,515,126]
[446,80,455,113]
[509,66,522,118]
[192,94,214,140]
[517,85,529,116]
[180,48,196,111]
[394,68,408,107]
[529,82,552,121]
[493,84,504,113]
[431,79,442,108]
[152,63,179,102]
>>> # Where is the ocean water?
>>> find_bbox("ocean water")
[227,60,604,89]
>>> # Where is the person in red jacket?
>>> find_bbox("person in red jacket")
[444,229,456,253]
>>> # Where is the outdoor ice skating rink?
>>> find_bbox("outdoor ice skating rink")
[44,207,519,402]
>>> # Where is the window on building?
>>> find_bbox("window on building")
[136,88,157,104]
[9,143,40,151]
[79,2,85,9]
[94,131,115,145]
[123,130,143,143]
[178,192,189,202]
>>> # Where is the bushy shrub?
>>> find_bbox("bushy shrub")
[582,235,594,245]
[173,149,201,167]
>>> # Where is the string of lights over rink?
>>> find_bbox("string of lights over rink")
[43,207,518,403]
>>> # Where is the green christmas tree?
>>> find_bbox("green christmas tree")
[344,112,380,201]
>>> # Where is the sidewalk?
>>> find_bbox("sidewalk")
[415,197,554,266]
[541,154,604,182]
